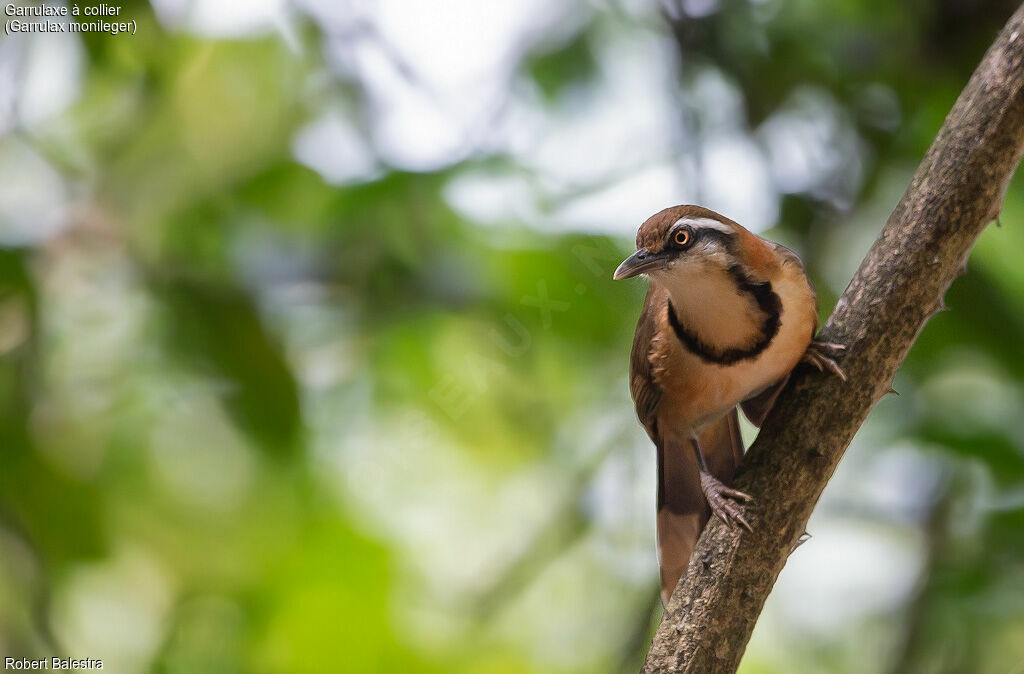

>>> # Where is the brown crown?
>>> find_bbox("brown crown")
[635,205,739,252]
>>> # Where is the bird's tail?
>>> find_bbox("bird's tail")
[656,408,744,604]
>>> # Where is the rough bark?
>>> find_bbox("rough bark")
[642,5,1024,673]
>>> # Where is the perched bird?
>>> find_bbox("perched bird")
[613,205,844,605]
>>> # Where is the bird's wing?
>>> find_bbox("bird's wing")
[773,241,820,329]
[740,375,789,427]
[629,284,665,441]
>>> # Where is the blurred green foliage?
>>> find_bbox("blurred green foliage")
[0,1,1023,673]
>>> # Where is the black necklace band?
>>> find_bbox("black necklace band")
[666,266,781,365]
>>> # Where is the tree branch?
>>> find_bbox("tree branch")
[642,5,1024,672]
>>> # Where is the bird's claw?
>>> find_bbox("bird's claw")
[700,473,754,532]
[801,341,847,381]
[789,530,812,554]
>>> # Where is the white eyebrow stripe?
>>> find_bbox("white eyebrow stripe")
[672,217,733,234]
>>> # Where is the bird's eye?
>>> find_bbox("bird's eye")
[673,229,691,246]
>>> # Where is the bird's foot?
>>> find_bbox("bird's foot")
[801,341,847,381]
[699,472,754,531]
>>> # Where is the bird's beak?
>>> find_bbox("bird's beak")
[613,249,664,280]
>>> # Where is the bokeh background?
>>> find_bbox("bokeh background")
[1,0,1023,672]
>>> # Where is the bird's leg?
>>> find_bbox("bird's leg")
[801,340,847,381]
[692,437,753,531]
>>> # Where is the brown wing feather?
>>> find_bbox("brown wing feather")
[629,284,665,442]
[740,375,788,427]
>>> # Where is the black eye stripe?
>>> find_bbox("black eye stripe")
[667,226,732,249]
[697,228,735,248]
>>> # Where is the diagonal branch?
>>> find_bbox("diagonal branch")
[642,4,1024,672]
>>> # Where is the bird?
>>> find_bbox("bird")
[613,205,845,605]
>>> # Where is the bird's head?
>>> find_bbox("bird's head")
[613,205,748,282]
[613,205,803,364]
